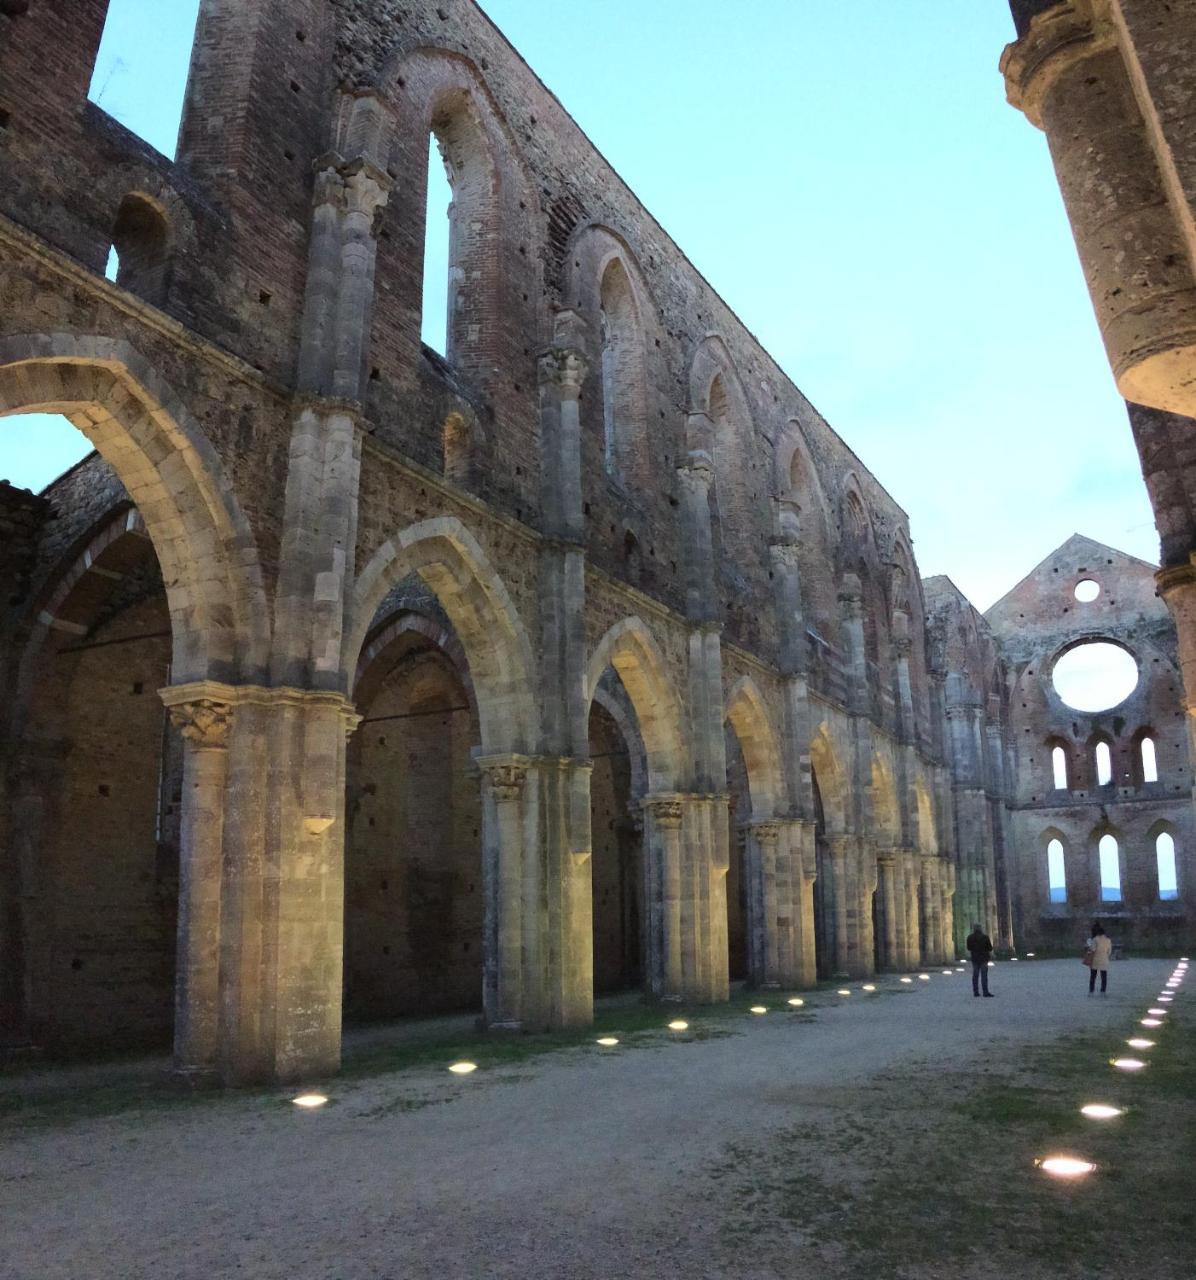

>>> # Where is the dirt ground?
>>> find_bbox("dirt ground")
[0,958,1185,1280]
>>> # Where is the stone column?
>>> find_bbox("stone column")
[744,820,781,987]
[642,795,685,999]
[798,825,819,984]
[1002,6,1196,417]
[479,756,529,1030]
[677,446,717,624]
[877,853,899,970]
[902,848,922,969]
[920,856,940,965]
[828,833,868,976]
[166,695,233,1080]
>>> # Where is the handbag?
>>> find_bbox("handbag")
[1082,948,1094,967]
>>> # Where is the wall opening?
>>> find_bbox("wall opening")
[1047,837,1066,904]
[2,412,93,492]
[588,699,644,994]
[421,132,453,355]
[1052,640,1138,712]
[1098,833,1121,903]
[1051,743,1068,791]
[109,194,170,305]
[87,0,200,158]
[1156,832,1178,901]
[442,412,470,486]
[1094,740,1112,787]
[1141,735,1158,783]
[597,257,646,486]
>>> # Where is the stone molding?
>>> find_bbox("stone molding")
[159,680,359,729]
[641,795,685,829]
[1000,1,1116,128]
[538,347,588,395]
[747,821,782,846]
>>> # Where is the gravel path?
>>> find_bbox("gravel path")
[0,958,1173,1280]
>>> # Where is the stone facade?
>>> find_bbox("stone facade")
[0,0,1177,1086]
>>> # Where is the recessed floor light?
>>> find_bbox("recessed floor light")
[1111,1058,1146,1071]
[837,988,851,996]
[1039,1156,1096,1178]
[900,977,913,984]
[667,1020,688,1031]
[1140,1018,1162,1027]
[750,1005,767,1014]
[862,983,876,991]
[448,1062,478,1075]
[1126,1038,1154,1049]
[596,1037,619,1046]
[291,1093,327,1108]
[787,997,804,1007]
[1080,1104,1122,1120]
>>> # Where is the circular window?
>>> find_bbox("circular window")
[1052,641,1138,712]
[1074,579,1100,602]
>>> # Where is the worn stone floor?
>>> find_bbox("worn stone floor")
[0,959,1175,1279]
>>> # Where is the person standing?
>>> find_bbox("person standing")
[966,922,994,997]
[1086,921,1113,995]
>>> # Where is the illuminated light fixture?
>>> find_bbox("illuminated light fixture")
[596,1037,619,1047]
[987,961,996,968]
[918,974,931,981]
[900,976,913,984]
[1026,952,1036,957]
[787,997,804,1007]
[837,988,852,996]
[1140,1018,1162,1027]
[1182,956,1190,961]
[750,1005,768,1015]
[1111,1058,1146,1071]
[1158,995,1174,1002]
[942,969,953,975]
[1126,1038,1154,1050]
[448,1061,478,1075]
[1080,1104,1122,1120]
[1011,957,1020,962]
[1147,1007,1167,1016]
[1038,1156,1096,1179]
[862,983,876,991]
[667,1019,689,1031]
[291,1093,328,1109]
[955,967,966,973]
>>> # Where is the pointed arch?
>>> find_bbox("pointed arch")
[724,676,784,820]
[914,779,937,854]
[810,722,848,835]
[0,337,269,683]
[349,517,539,754]
[585,617,685,792]
[870,752,900,844]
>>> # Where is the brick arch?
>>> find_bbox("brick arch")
[585,617,686,793]
[348,516,539,755]
[354,608,474,709]
[724,676,784,820]
[0,338,269,683]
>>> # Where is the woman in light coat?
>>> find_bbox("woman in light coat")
[1087,920,1113,994]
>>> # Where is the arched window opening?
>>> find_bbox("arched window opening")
[1047,838,1067,904]
[1156,832,1178,901]
[597,258,645,482]
[421,132,453,355]
[621,529,643,586]
[442,412,470,486]
[1094,740,1112,787]
[1098,834,1121,902]
[1141,735,1158,784]
[109,194,170,304]
[1051,744,1068,791]
[87,0,200,157]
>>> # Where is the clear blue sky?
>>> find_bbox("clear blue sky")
[0,0,1158,611]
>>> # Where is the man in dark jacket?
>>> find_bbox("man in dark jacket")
[966,923,994,997]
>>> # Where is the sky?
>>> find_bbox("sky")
[0,0,1159,612]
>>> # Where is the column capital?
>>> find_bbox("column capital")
[677,450,714,491]
[876,852,896,869]
[160,681,358,723]
[747,820,782,846]
[769,540,800,570]
[642,794,685,829]
[538,347,588,396]
[1001,3,1116,128]
[167,698,233,751]
[341,157,393,219]
[478,757,528,802]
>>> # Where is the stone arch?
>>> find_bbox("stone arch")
[0,338,268,683]
[914,780,937,854]
[585,617,686,793]
[870,753,900,844]
[593,681,648,802]
[810,722,848,835]
[724,676,784,820]
[354,608,476,716]
[349,517,539,754]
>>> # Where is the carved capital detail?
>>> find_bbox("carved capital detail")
[643,797,685,830]
[539,347,589,394]
[482,762,528,803]
[169,699,233,751]
[749,821,782,847]
[341,159,392,220]
[769,540,800,569]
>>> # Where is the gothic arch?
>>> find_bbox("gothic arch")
[810,723,849,835]
[0,337,269,683]
[349,517,539,754]
[870,753,900,844]
[724,676,784,820]
[585,617,685,792]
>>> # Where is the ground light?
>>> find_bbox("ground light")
[862,983,876,991]
[941,969,953,975]
[1038,1156,1096,1179]
[918,973,931,981]
[988,961,996,967]
[1158,995,1174,1002]
[787,997,804,1007]
[1111,1058,1146,1072]
[1080,1104,1123,1120]
[291,1094,328,1108]
[448,1061,478,1075]
[596,1037,619,1046]
[1147,1007,1166,1015]
[1141,1018,1163,1027]
[750,1005,767,1014]
[668,1020,688,1031]
[1026,952,1036,957]
[900,976,913,984]
[1126,1039,1154,1050]
[837,988,852,996]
